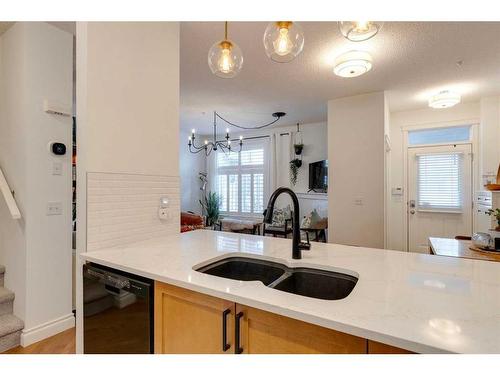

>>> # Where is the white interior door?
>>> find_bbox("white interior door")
[408,144,472,253]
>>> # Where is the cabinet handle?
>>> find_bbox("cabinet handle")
[235,311,244,354]
[222,309,231,352]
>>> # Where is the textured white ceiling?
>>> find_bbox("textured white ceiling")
[181,21,500,133]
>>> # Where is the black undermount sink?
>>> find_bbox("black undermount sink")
[195,257,357,300]
[270,268,357,300]
[196,257,287,286]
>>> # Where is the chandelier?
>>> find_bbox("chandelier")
[188,111,286,156]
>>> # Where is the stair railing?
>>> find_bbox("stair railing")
[0,167,21,220]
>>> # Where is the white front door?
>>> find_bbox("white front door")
[408,144,473,253]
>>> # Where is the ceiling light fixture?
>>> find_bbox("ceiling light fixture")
[339,21,383,42]
[428,90,461,109]
[208,22,243,78]
[333,51,373,78]
[188,111,286,156]
[263,22,304,63]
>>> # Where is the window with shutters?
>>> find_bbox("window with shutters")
[416,152,464,212]
[214,138,268,216]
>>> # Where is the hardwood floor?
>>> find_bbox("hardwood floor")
[4,328,75,354]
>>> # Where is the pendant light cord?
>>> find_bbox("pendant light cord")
[215,112,283,130]
[224,21,228,40]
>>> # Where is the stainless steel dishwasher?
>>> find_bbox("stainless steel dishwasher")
[83,263,154,354]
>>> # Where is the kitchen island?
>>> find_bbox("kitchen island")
[429,237,500,262]
[80,230,500,354]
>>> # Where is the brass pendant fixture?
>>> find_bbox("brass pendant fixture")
[263,21,305,63]
[339,21,383,42]
[208,22,244,78]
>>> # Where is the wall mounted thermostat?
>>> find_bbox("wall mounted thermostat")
[48,142,67,156]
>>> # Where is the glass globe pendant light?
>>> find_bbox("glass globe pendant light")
[208,22,243,78]
[339,21,383,42]
[263,21,304,63]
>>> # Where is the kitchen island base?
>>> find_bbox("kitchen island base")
[154,281,412,354]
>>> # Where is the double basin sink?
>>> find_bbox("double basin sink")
[195,256,357,301]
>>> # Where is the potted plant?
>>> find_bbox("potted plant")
[486,208,500,231]
[289,158,302,186]
[294,143,304,155]
[199,191,221,227]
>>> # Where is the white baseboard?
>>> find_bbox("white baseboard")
[20,313,75,347]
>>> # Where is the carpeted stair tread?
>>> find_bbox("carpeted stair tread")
[0,287,14,305]
[0,314,24,337]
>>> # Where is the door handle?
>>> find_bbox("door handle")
[222,309,231,352]
[410,209,415,215]
[234,311,244,354]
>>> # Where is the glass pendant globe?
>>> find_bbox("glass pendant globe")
[208,40,243,78]
[263,22,304,63]
[339,21,383,42]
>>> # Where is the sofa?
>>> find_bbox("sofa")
[180,212,204,233]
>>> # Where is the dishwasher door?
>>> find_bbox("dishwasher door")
[83,264,154,354]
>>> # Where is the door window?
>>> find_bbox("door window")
[416,152,464,212]
[408,125,471,146]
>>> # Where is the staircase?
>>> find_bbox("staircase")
[0,264,24,352]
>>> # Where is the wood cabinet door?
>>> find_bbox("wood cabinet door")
[367,340,414,354]
[235,304,366,354]
[155,281,235,354]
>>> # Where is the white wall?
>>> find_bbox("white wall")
[386,102,480,251]
[479,97,500,181]
[76,21,180,353]
[0,22,28,323]
[180,130,206,214]
[328,92,387,248]
[0,22,74,344]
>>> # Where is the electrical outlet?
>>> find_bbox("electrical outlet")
[46,201,62,216]
[158,208,169,221]
[52,162,63,175]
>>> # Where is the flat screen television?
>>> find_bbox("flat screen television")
[308,160,328,192]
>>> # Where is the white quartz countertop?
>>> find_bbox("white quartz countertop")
[80,230,500,354]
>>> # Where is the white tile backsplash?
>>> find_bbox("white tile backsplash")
[87,172,180,251]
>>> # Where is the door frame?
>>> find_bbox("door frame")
[401,120,479,252]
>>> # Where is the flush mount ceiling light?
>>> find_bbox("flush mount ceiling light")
[333,51,373,78]
[208,22,243,78]
[428,91,461,109]
[339,21,384,42]
[263,21,305,63]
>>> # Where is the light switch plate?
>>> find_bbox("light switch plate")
[47,202,62,215]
